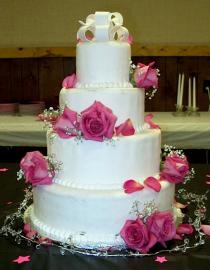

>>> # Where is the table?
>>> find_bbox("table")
[0,112,210,148]
[0,163,210,269]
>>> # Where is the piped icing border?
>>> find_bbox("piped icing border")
[75,82,133,88]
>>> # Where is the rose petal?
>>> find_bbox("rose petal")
[206,174,210,178]
[174,233,183,240]
[177,224,194,235]
[62,73,77,89]
[128,34,133,44]
[38,237,52,245]
[115,119,135,136]
[23,224,31,234]
[54,106,78,138]
[206,181,210,185]
[144,177,161,192]
[123,179,144,194]
[0,168,8,172]
[200,224,210,235]
[144,114,160,129]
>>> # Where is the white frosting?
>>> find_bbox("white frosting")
[76,41,131,87]
[30,181,175,247]
[26,11,176,250]
[59,87,145,131]
[47,129,161,188]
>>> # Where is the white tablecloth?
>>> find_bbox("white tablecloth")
[0,112,210,149]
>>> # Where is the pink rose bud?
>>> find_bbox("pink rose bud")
[134,62,158,89]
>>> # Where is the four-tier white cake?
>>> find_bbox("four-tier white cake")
[27,12,175,249]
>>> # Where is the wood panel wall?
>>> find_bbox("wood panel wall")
[0,57,210,111]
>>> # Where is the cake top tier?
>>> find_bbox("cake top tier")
[77,12,129,43]
[76,12,132,88]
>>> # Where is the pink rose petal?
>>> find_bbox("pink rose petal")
[128,34,133,44]
[144,114,160,129]
[123,179,144,194]
[206,174,210,177]
[206,181,210,185]
[38,237,52,245]
[62,73,77,89]
[200,224,210,235]
[174,233,183,240]
[115,119,135,136]
[144,177,161,192]
[6,201,13,205]
[0,168,8,172]
[176,224,194,235]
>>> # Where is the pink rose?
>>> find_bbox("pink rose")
[120,218,157,253]
[134,62,158,89]
[20,151,53,186]
[160,155,189,184]
[53,106,79,139]
[147,211,176,247]
[80,101,117,142]
[62,73,77,89]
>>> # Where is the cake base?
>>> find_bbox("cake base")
[28,181,175,249]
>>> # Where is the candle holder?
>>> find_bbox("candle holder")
[172,104,186,117]
[188,106,200,117]
[186,106,193,116]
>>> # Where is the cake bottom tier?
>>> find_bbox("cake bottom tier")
[28,181,175,249]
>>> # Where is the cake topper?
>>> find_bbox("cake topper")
[77,12,129,42]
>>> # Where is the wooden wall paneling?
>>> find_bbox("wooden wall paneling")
[38,58,64,107]
[63,57,76,77]
[21,59,39,102]
[177,57,199,109]
[0,60,11,102]
[165,57,178,111]
[198,57,210,111]
[10,59,23,102]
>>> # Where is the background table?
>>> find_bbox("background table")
[0,112,210,149]
[0,162,210,269]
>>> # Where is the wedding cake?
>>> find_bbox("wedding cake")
[20,12,190,253]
